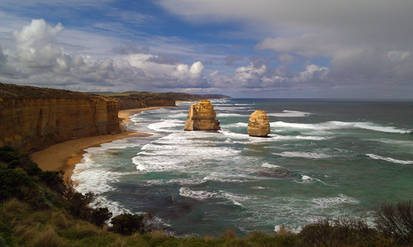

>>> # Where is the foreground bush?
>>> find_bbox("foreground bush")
[110,213,145,235]
[376,201,413,245]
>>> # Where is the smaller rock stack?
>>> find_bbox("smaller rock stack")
[184,100,220,131]
[248,110,270,137]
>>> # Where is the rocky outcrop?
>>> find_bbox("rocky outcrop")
[184,100,220,131]
[0,83,120,152]
[248,110,270,137]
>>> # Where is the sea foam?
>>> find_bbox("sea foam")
[273,152,332,159]
[179,187,247,207]
[267,110,311,118]
[271,121,411,134]
[366,153,413,165]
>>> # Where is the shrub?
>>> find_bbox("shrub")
[299,217,377,247]
[110,213,145,235]
[0,168,37,203]
[0,146,20,163]
[91,207,112,227]
[64,190,94,219]
[375,201,413,245]
[39,171,65,194]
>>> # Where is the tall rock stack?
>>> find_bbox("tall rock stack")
[248,110,270,137]
[184,100,220,131]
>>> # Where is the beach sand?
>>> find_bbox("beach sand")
[30,106,169,184]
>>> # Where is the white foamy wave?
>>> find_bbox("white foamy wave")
[217,113,247,117]
[72,154,118,194]
[168,112,188,118]
[274,152,332,159]
[214,106,251,111]
[301,175,313,182]
[271,121,411,134]
[366,154,413,165]
[202,173,247,183]
[371,139,413,148]
[90,196,131,218]
[312,194,359,208]
[145,178,204,186]
[179,187,247,207]
[271,135,330,141]
[133,133,241,172]
[219,130,249,139]
[261,162,281,169]
[147,119,184,132]
[268,110,311,118]
[223,122,249,128]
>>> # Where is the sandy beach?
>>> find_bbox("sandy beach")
[31,106,169,184]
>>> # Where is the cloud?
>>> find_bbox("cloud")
[159,0,413,92]
[0,19,209,91]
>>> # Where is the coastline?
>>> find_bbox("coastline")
[30,106,170,185]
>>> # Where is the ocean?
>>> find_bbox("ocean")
[72,99,413,236]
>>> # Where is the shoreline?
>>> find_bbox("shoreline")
[31,106,171,185]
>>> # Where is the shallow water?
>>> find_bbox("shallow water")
[72,99,413,236]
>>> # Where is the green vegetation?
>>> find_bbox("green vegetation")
[100,91,229,101]
[1,146,413,246]
[0,82,94,99]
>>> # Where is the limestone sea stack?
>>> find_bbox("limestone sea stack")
[184,100,220,131]
[248,110,270,137]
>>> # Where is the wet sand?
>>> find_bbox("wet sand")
[31,106,168,184]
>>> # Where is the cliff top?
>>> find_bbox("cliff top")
[0,83,102,99]
[100,91,230,101]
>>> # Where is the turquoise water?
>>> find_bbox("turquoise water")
[72,99,413,236]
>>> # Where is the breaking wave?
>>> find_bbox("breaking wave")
[273,152,332,159]
[366,153,413,165]
[267,110,311,118]
[271,121,411,134]
[312,194,359,208]
[179,187,247,207]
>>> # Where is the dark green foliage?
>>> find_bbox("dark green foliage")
[0,146,41,176]
[299,217,379,247]
[39,171,65,193]
[0,146,19,162]
[0,168,37,203]
[90,208,112,227]
[375,201,413,245]
[110,213,145,235]
[64,190,94,219]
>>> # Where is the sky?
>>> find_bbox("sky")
[0,0,412,98]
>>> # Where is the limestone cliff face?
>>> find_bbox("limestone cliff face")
[0,83,120,152]
[184,100,220,131]
[248,110,270,137]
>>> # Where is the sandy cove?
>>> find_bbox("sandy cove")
[30,106,172,185]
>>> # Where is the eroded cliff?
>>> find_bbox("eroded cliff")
[0,83,120,152]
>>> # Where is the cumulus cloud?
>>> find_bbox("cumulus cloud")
[159,0,413,95]
[0,19,208,91]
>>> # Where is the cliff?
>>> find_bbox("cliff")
[100,92,230,110]
[110,93,176,110]
[184,100,220,131]
[248,110,270,137]
[0,83,120,152]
